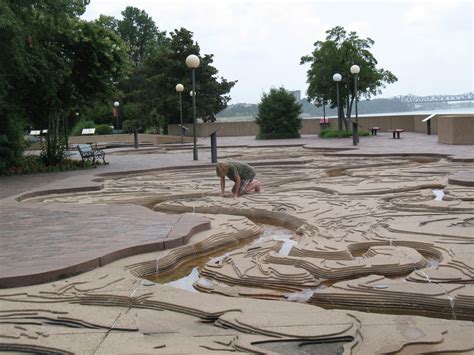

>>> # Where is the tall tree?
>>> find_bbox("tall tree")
[116,6,167,66]
[93,6,168,132]
[301,26,397,130]
[134,28,236,125]
[21,16,131,131]
[95,14,118,33]
[0,0,131,167]
[0,0,88,168]
[0,0,32,169]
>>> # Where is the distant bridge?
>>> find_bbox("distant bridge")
[395,92,474,103]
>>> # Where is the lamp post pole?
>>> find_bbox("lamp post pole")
[322,74,326,129]
[323,99,326,122]
[186,54,200,161]
[191,71,197,160]
[350,65,360,146]
[333,73,342,131]
[175,83,184,144]
[114,101,120,130]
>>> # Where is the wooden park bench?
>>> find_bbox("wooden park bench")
[77,144,107,167]
[388,129,405,139]
[370,127,381,135]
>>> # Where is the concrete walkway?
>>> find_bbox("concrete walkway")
[1,133,473,288]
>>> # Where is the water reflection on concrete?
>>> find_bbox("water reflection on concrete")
[165,267,200,293]
[432,189,445,201]
[162,224,295,292]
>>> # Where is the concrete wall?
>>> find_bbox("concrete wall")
[27,134,192,150]
[414,116,438,134]
[68,134,192,145]
[27,114,470,150]
[169,114,442,137]
[168,119,335,137]
[438,115,474,144]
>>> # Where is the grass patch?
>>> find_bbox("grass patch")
[0,155,95,176]
[319,129,370,138]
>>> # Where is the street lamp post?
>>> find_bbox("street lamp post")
[350,64,360,146]
[323,98,326,122]
[113,101,120,130]
[322,74,327,129]
[332,73,342,131]
[185,54,200,161]
[175,83,184,144]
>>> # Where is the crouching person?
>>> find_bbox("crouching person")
[216,162,261,197]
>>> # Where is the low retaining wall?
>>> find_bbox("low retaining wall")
[438,115,474,145]
[28,134,192,150]
[68,134,192,145]
[169,114,441,137]
[27,114,471,150]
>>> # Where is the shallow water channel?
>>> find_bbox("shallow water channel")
[148,224,295,293]
[432,189,445,201]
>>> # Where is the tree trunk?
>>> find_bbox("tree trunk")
[340,104,349,131]
[347,96,354,122]
[338,106,343,131]
[346,96,357,136]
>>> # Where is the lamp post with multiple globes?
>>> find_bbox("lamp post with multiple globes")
[332,73,342,131]
[185,54,200,161]
[350,64,360,145]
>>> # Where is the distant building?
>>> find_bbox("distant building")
[290,90,301,101]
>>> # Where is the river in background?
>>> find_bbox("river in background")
[327,106,474,118]
[216,107,474,122]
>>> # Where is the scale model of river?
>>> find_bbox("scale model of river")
[146,223,439,305]
[147,224,297,290]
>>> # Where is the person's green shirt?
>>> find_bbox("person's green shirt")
[226,162,256,182]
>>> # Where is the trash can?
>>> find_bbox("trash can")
[319,117,330,130]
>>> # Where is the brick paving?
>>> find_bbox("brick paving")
[0,133,472,288]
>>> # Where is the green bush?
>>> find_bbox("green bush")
[145,127,160,134]
[0,114,29,170]
[71,120,96,136]
[40,131,67,166]
[82,103,114,125]
[256,87,302,140]
[159,115,169,135]
[257,132,303,139]
[319,128,370,138]
[95,124,113,135]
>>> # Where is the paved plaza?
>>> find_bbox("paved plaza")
[0,132,473,353]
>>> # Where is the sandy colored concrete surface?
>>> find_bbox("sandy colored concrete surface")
[0,134,473,353]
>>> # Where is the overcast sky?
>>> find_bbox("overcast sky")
[82,0,473,104]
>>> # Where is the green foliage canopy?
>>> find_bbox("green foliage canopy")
[255,87,303,139]
[117,6,167,66]
[301,26,397,126]
[0,0,132,168]
[135,28,236,125]
[96,7,167,67]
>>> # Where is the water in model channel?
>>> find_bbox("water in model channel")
[432,189,445,201]
[152,224,295,293]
